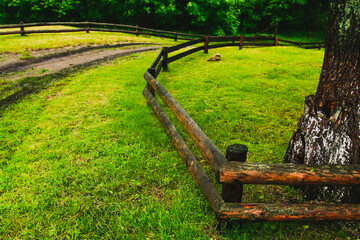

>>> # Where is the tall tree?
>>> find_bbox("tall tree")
[284,0,360,203]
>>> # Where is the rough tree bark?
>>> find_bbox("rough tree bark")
[284,0,360,203]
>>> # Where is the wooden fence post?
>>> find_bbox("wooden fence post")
[147,68,156,96]
[274,21,278,39]
[204,36,209,54]
[239,35,244,50]
[299,42,302,48]
[174,33,178,41]
[275,36,278,46]
[86,21,90,33]
[163,47,168,71]
[221,144,248,203]
[20,21,25,36]
[318,42,322,50]
[136,25,139,36]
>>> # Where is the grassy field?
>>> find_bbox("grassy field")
[0,31,359,239]
[0,26,177,53]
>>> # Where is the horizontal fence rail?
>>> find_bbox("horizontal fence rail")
[142,36,359,222]
[0,21,324,49]
[218,203,360,221]
[167,46,204,63]
[143,87,224,212]
[219,162,360,186]
[144,71,227,172]
[0,21,202,41]
[168,38,204,52]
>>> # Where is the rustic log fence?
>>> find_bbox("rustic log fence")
[143,37,360,222]
[0,21,325,49]
[0,21,202,41]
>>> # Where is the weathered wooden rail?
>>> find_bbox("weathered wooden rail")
[0,21,202,40]
[0,21,324,49]
[142,37,360,222]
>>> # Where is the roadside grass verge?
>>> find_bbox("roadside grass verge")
[0,26,178,53]
[0,44,359,239]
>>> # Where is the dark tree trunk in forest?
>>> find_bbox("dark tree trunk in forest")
[284,0,360,203]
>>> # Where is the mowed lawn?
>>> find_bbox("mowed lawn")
[1,31,359,239]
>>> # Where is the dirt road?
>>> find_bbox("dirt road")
[0,43,161,81]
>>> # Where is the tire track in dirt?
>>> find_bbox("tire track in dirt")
[0,43,161,80]
[0,43,161,111]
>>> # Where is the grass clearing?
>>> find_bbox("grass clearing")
[0,33,359,239]
[0,26,178,53]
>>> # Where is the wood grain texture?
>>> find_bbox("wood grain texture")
[218,203,360,221]
[220,162,360,186]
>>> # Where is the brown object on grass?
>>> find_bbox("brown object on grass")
[207,53,221,61]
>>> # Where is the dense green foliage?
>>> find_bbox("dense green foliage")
[0,0,328,35]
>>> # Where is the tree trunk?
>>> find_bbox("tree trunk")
[284,0,360,203]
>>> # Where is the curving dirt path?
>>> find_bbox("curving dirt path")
[0,43,161,81]
[0,43,162,110]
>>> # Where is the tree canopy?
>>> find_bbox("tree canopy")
[0,0,328,35]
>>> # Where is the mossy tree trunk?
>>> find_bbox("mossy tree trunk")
[284,0,360,203]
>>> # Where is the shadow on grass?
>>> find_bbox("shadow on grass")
[0,42,159,74]
[0,47,159,115]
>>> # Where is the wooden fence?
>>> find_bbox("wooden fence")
[0,21,202,40]
[143,37,360,222]
[0,21,325,49]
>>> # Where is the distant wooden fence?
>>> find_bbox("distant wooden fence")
[143,38,360,222]
[0,21,202,40]
[0,21,325,49]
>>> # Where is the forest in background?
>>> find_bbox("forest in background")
[0,0,328,35]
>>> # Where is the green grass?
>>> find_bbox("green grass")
[277,30,326,43]
[0,26,178,53]
[162,47,323,165]
[0,31,359,239]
